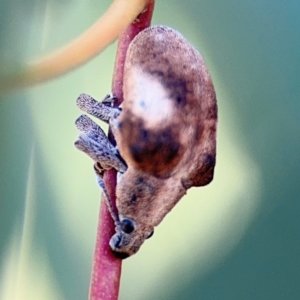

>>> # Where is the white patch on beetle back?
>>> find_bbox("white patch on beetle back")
[127,67,174,128]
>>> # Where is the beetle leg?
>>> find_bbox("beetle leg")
[75,115,127,174]
[76,93,121,123]
[101,93,117,107]
[75,95,126,224]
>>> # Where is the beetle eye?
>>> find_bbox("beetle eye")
[121,219,135,234]
[146,230,154,239]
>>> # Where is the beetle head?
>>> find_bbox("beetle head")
[110,217,154,259]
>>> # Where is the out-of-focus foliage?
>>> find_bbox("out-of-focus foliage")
[0,1,299,300]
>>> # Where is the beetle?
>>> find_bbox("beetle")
[75,25,217,259]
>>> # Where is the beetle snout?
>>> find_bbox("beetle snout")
[109,232,131,259]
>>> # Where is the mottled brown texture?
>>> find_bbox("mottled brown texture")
[108,25,217,256]
[115,26,217,183]
[110,167,187,255]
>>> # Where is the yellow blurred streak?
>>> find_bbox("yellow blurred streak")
[0,148,64,300]
[0,0,148,93]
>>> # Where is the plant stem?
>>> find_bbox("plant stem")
[88,1,155,300]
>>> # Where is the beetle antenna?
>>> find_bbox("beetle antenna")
[96,176,120,225]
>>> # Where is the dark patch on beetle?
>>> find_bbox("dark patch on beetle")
[176,96,182,104]
[118,121,123,128]
[197,154,216,186]
[117,116,183,177]
[137,189,143,196]
[129,128,181,176]
[206,103,218,120]
[182,153,216,188]
[147,66,190,108]
[140,129,148,140]
[148,70,164,78]
[130,194,137,202]
[165,77,189,106]
[137,176,144,184]
[127,177,154,205]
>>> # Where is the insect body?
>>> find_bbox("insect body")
[75,26,217,258]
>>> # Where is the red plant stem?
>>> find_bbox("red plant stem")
[89,2,155,300]
[112,0,155,107]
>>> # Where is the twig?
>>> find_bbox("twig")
[88,1,155,300]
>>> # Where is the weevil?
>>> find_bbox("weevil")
[75,26,217,259]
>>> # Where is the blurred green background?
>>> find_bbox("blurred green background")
[1,0,299,299]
